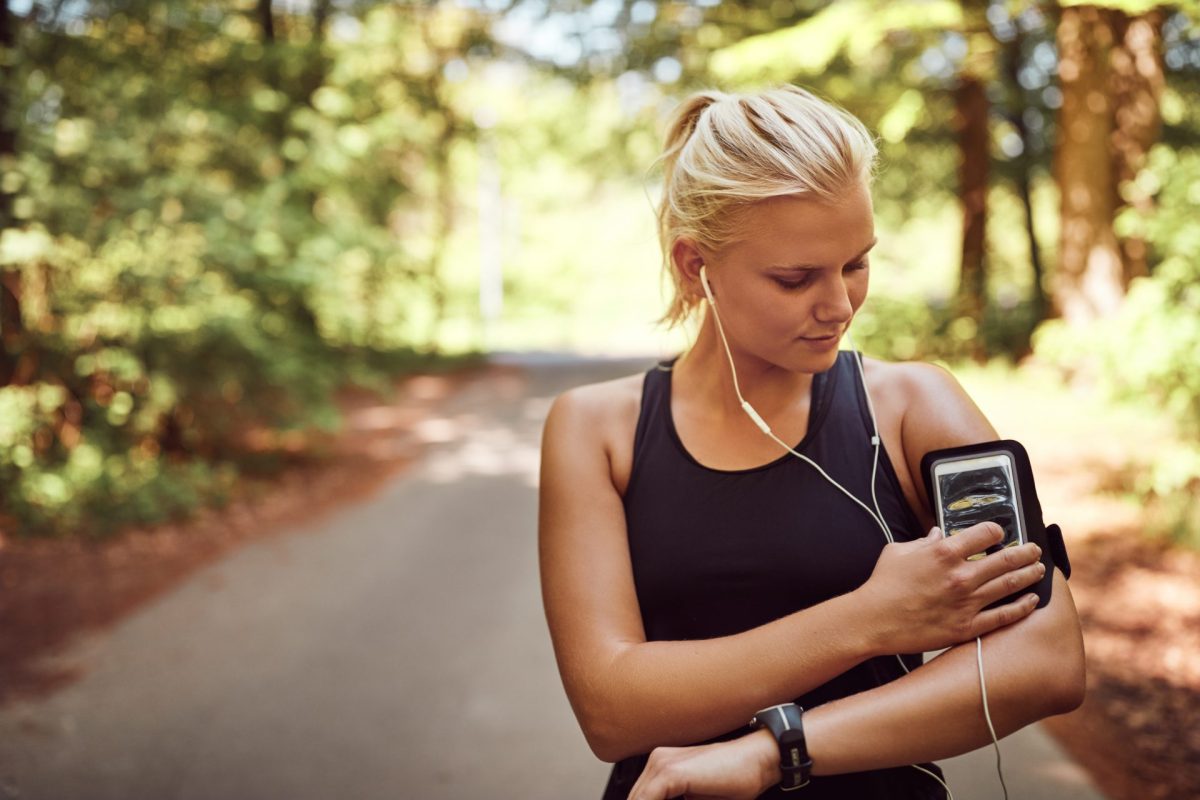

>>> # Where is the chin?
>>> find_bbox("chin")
[778,347,842,374]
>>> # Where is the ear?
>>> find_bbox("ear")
[671,237,708,298]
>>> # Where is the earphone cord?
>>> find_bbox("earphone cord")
[698,268,1005,800]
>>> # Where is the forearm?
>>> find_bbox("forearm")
[588,588,875,761]
[804,571,1084,775]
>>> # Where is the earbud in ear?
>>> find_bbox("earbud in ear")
[699,264,716,305]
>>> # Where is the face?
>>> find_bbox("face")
[695,183,876,373]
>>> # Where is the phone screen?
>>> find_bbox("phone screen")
[935,455,1023,558]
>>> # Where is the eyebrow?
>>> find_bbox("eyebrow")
[767,237,879,272]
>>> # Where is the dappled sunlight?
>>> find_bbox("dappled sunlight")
[413,415,471,444]
[345,405,422,433]
[422,418,541,486]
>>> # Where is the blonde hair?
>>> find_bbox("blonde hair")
[654,85,880,330]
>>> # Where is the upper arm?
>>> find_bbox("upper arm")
[895,362,1000,520]
[898,362,1086,708]
[538,387,646,728]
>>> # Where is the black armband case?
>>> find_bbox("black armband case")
[919,439,1070,610]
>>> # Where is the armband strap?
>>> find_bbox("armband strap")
[1046,523,1071,579]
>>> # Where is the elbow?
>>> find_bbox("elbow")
[1047,651,1087,716]
[579,710,637,763]
[568,648,647,763]
[1031,572,1087,717]
[584,729,624,764]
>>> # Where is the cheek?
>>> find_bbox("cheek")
[850,272,870,309]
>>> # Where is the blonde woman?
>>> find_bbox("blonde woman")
[538,85,1084,800]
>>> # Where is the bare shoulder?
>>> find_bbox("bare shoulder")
[863,356,998,454]
[543,371,646,492]
[861,356,958,399]
[545,372,643,440]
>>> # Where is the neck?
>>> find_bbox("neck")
[674,309,817,422]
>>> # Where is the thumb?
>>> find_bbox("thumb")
[926,526,943,541]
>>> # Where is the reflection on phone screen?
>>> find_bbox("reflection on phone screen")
[938,465,1020,560]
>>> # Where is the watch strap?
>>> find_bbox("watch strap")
[750,703,812,791]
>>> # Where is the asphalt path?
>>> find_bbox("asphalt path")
[0,353,1106,799]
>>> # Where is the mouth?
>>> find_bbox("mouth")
[797,333,840,341]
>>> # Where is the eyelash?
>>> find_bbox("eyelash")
[773,261,869,291]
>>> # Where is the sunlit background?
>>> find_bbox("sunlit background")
[0,1,1198,798]
[2,0,1198,537]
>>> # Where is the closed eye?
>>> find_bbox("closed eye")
[773,260,868,291]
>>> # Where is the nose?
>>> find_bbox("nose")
[814,273,855,325]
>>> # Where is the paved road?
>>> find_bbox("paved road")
[0,354,1105,799]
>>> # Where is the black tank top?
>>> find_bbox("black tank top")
[602,352,947,800]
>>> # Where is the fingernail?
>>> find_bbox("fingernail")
[1037,562,1046,575]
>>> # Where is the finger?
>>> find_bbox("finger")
[940,520,1004,560]
[975,558,1045,610]
[969,541,1042,587]
[627,775,666,800]
[967,591,1039,638]
[925,526,942,541]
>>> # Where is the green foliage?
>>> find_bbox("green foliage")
[1,0,1196,541]
[854,293,1042,364]
[0,2,491,536]
[711,0,963,84]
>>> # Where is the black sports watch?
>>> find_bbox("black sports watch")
[749,703,812,791]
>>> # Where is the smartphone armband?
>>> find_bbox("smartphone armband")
[919,439,1070,610]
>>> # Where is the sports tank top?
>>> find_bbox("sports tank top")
[601,352,947,800]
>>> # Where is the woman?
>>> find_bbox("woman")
[538,85,1085,800]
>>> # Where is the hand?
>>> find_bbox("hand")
[856,521,1045,654]
[627,729,779,800]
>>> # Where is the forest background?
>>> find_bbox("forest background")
[0,0,1197,548]
[1,3,1199,797]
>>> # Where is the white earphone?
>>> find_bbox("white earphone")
[696,264,1008,800]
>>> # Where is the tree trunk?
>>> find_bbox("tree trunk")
[953,74,989,360]
[0,0,24,387]
[257,0,274,43]
[1053,4,1123,325]
[1109,8,1164,285]
[954,0,994,361]
[998,23,1047,334]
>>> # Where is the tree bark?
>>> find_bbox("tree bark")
[954,0,994,362]
[1109,8,1164,285]
[998,23,1047,333]
[258,0,274,43]
[1053,4,1123,325]
[0,0,24,386]
[953,74,989,359]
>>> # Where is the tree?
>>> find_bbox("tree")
[955,0,995,360]
[1109,6,1166,283]
[0,0,24,388]
[1053,3,1124,324]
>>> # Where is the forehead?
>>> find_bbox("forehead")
[725,186,875,267]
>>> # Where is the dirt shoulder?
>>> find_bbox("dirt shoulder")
[0,359,514,705]
[1041,530,1200,800]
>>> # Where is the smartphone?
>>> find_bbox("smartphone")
[930,452,1026,561]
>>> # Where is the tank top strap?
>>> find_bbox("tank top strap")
[625,356,678,502]
[826,351,873,441]
[820,350,925,540]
